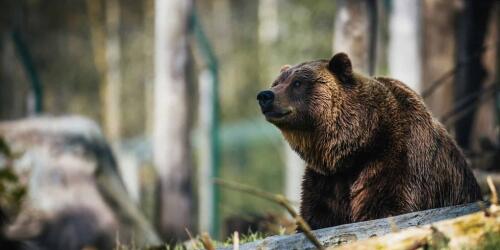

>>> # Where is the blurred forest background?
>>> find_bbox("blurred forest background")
[0,0,499,249]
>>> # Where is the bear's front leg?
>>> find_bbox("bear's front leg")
[300,167,355,229]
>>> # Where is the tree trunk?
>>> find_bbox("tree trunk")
[86,0,122,142]
[143,0,154,137]
[284,143,304,208]
[0,34,28,120]
[103,0,122,143]
[454,0,494,150]
[153,0,194,240]
[388,0,422,92]
[333,0,372,75]
[420,0,458,118]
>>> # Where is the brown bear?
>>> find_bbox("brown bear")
[257,53,482,229]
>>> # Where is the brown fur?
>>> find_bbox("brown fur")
[258,53,482,229]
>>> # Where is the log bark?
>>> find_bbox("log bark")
[219,202,481,250]
[332,206,499,250]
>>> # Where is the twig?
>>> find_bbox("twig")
[421,43,495,99]
[215,179,325,250]
[487,176,498,205]
[388,216,399,233]
[200,232,215,250]
[115,231,120,250]
[185,228,201,250]
[478,200,491,217]
[421,67,458,99]
[441,84,496,121]
[443,85,497,128]
[232,231,239,250]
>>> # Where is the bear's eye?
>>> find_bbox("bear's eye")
[293,81,301,88]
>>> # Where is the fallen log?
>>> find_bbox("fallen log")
[332,205,500,250]
[220,202,482,250]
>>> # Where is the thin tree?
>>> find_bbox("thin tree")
[104,0,122,143]
[333,0,376,75]
[454,0,494,150]
[153,0,194,240]
[388,0,422,92]
[420,0,457,118]
[86,0,122,142]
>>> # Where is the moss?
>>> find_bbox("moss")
[0,137,27,220]
[427,226,450,250]
[374,243,388,250]
[452,214,487,236]
[477,230,500,250]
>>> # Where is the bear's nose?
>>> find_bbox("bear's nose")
[257,90,275,109]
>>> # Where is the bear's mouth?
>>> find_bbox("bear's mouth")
[263,110,292,120]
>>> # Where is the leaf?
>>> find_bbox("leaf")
[0,137,11,157]
[0,169,18,182]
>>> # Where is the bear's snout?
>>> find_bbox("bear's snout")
[257,90,274,111]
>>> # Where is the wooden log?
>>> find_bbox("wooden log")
[219,202,481,250]
[332,206,500,250]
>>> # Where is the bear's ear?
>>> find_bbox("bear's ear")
[328,53,354,85]
[280,64,291,73]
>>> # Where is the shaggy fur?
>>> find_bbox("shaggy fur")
[258,53,482,229]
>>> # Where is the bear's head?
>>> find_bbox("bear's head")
[257,53,381,174]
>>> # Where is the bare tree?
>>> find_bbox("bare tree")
[144,0,155,136]
[104,0,122,143]
[153,0,194,240]
[333,0,375,75]
[388,0,422,92]
[86,0,122,142]
[454,0,494,149]
[421,0,458,118]
[0,34,29,120]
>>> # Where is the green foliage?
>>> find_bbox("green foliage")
[0,138,12,156]
[276,0,336,64]
[0,137,26,220]
[424,226,451,250]
[478,230,500,250]
[223,230,265,246]
[132,230,265,250]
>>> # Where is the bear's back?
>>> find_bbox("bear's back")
[374,76,482,207]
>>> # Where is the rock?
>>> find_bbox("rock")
[0,116,160,250]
